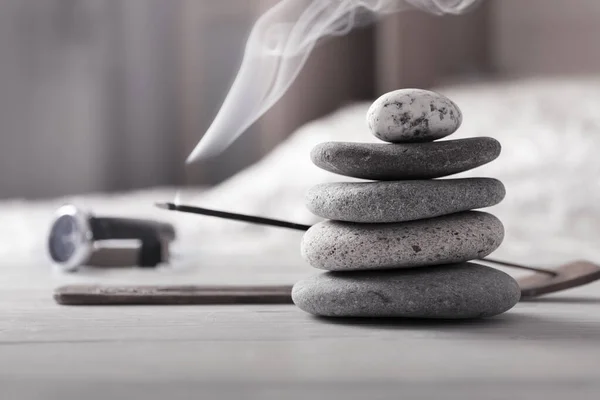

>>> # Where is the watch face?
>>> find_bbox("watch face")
[48,214,87,264]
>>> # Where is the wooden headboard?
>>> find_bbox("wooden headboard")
[4,0,594,198]
[182,0,495,184]
[492,0,600,77]
[375,4,491,92]
[376,0,600,89]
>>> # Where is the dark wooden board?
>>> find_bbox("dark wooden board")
[55,284,294,305]
[54,261,600,305]
[518,261,600,298]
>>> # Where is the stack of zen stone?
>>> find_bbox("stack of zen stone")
[292,89,521,319]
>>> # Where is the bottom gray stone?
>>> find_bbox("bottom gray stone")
[292,262,521,319]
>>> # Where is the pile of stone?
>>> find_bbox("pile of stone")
[292,89,520,319]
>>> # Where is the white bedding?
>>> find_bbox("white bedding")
[195,76,600,265]
[2,76,600,288]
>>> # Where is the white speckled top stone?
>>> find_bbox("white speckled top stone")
[367,89,462,143]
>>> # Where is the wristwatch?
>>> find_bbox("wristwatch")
[48,204,176,272]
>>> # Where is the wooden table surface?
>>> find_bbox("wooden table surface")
[2,251,600,400]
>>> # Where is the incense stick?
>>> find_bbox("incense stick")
[156,203,312,231]
[156,202,557,276]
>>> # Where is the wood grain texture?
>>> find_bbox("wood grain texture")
[492,0,600,76]
[519,261,600,298]
[54,284,294,305]
[3,273,600,399]
[52,261,600,307]
[3,237,600,398]
[375,4,492,94]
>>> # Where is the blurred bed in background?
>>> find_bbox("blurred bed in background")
[6,0,599,198]
[2,77,600,289]
[1,0,600,284]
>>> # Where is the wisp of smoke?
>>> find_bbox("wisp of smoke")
[186,0,483,163]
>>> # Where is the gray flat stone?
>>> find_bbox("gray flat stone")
[301,211,504,271]
[306,178,505,223]
[292,262,521,318]
[310,138,501,180]
[367,89,462,143]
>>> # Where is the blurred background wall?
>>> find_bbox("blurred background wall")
[0,0,598,199]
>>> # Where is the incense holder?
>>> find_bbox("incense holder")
[367,89,462,143]
[295,89,520,319]
[310,137,501,180]
[305,178,505,223]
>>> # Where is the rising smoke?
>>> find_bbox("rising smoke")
[186,0,483,163]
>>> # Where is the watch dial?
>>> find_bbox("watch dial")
[48,215,84,263]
